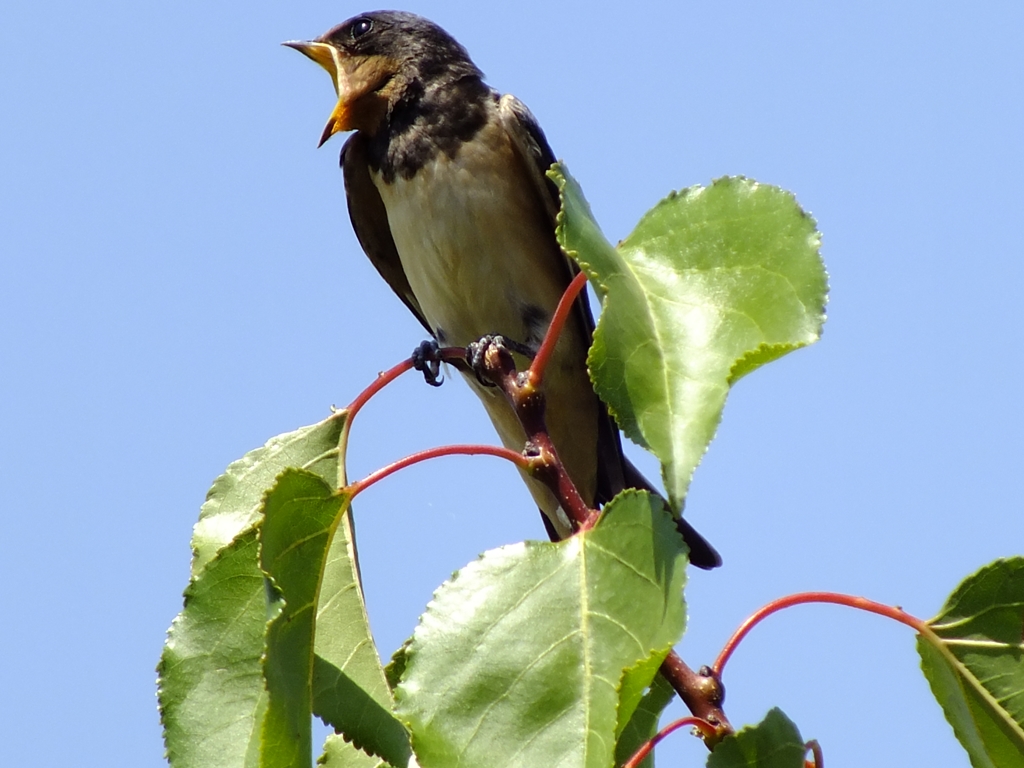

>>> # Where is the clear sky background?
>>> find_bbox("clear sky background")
[2,2,1021,766]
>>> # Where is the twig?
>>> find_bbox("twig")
[619,714,717,768]
[345,346,467,426]
[805,739,824,768]
[528,271,589,388]
[347,444,531,498]
[714,592,928,675]
[473,278,732,743]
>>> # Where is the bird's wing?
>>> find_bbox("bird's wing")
[496,94,562,223]
[341,132,433,335]
[497,94,627,504]
[498,95,721,567]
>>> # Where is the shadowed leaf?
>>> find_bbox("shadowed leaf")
[260,469,347,768]
[919,557,1024,768]
[706,708,806,768]
[158,529,268,768]
[614,674,676,768]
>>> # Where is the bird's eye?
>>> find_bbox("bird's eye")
[351,18,373,39]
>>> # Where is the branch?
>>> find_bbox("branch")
[658,652,731,745]
[473,337,597,530]
[338,345,469,483]
[805,739,824,768]
[471,277,733,743]
[338,279,734,745]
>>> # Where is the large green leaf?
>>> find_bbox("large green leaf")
[919,557,1024,767]
[158,529,268,768]
[553,167,827,510]
[162,412,407,767]
[706,708,806,768]
[160,414,346,768]
[395,490,688,768]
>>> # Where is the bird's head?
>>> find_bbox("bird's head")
[285,11,482,146]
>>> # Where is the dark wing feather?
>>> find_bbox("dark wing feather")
[496,95,627,505]
[498,95,721,568]
[341,133,432,335]
[496,95,561,221]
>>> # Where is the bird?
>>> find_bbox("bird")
[285,11,721,568]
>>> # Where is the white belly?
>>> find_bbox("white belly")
[371,131,565,349]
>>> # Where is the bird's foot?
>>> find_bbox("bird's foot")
[465,335,505,387]
[467,334,535,388]
[411,339,444,387]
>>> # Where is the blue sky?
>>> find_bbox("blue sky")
[1,2,1021,766]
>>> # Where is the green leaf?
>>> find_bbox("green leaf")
[706,708,806,768]
[553,167,827,510]
[260,467,411,768]
[313,512,413,765]
[616,651,677,746]
[192,412,347,576]
[161,414,348,768]
[918,557,1024,767]
[260,469,347,768]
[395,490,688,768]
[161,415,405,768]
[318,733,396,768]
[158,528,268,768]
[614,674,676,768]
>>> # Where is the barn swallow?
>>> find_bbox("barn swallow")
[286,11,721,568]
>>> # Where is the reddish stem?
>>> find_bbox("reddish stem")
[348,444,530,498]
[713,592,928,675]
[805,739,824,768]
[345,358,413,432]
[345,346,467,425]
[528,271,588,388]
[336,288,734,744]
[620,715,717,768]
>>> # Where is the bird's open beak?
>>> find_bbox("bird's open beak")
[283,40,350,147]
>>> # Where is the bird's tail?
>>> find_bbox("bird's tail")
[621,456,722,570]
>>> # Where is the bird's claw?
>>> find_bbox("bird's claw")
[412,339,444,387]
[466,335,507,387]
[467,334,536,387]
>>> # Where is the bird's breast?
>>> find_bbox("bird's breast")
[371,125,565,349]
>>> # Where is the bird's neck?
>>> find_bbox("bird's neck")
[367,76,492,183]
